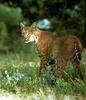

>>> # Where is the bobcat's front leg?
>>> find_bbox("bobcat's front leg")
[39,54,48,75]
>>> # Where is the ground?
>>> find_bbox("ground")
[0,49,86,100]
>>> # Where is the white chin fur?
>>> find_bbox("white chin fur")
[25,35,35,43]
[29,35,35,42]
[25,41,30,43]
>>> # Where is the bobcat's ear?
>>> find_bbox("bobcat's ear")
[20,22,25,29]
[31,22,38,31]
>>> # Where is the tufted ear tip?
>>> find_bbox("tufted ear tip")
[20,22,25,29]
[31,22,37,28]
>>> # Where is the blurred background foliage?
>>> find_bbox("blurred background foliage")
[0,0,85,53]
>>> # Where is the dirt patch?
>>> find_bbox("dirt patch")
[0,89,86,100]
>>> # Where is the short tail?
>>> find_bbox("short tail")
[73,40,84,80]
[72,38,83,62]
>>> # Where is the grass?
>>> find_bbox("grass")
[0,49,86,98]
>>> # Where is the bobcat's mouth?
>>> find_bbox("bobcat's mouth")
[25,38,30,43]
[25,40,29,43]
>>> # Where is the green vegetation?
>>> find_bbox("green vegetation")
[0,50,86,96]
[0,0,85,52]
[0,0,85,99]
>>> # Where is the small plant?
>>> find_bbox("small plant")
[0,52,86,95]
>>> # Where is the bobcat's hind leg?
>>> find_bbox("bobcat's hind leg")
[56,56,68,78]
[73,49,84,80]
[75,59,84,80]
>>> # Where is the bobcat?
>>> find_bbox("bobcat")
[20,22,83,79]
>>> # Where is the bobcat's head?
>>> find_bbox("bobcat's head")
[20,22,39,43]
